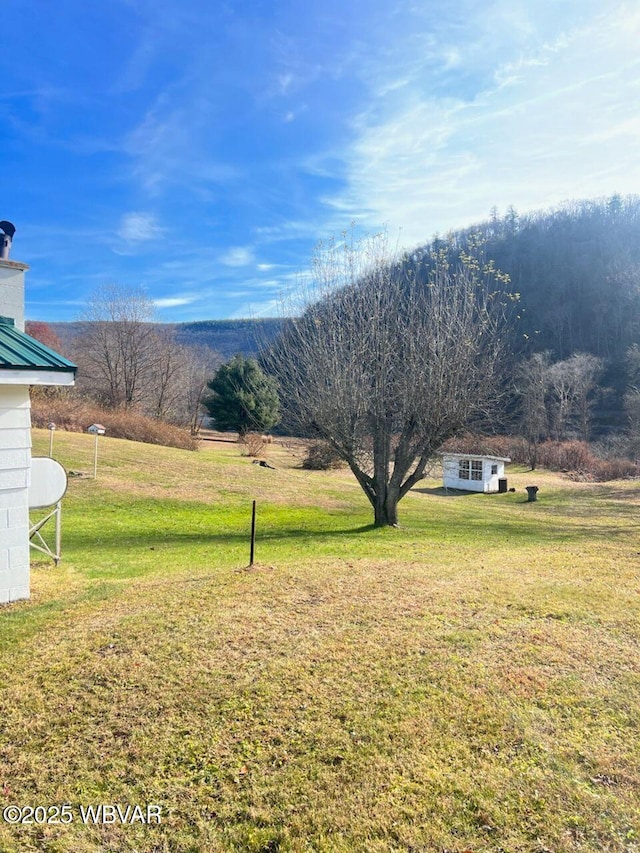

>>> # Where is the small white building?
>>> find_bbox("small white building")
[0,223,76,603]
[441,452,510,494]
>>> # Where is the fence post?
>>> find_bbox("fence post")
[249,500,257,566]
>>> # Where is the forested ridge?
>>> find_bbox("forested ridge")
[417,194,640,364]
[50,194,640,365]
[53,195,640,363]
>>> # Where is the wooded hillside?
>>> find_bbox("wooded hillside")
[418,195,640,364]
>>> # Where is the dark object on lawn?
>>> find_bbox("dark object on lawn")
[253,459,275,469]
[508,487,516,492]
[526,485,539,502]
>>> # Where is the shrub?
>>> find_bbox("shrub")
[241,432,269,458]
[30,396,198,451]
[302,442,346,470]
[442,433,640,481]
[442,434,528,461]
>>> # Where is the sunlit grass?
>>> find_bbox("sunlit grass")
[0,429,639,852]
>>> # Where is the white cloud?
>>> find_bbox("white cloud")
[117,212,164,242]
[278,73,294,94]
[154,296,197,308]
[125,97,239,196]
[219,246,255,267]
[325,3,640,248]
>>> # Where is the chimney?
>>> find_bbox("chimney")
[0,221,15,260]
[0,221,28,332]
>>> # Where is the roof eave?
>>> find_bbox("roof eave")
[0,368,76,386]
[440,452,511,463]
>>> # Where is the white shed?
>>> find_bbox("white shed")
[441,452,510,493]
[0,224,76,603]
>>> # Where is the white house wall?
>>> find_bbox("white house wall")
[0,263,25,331]
[0,385,31,603]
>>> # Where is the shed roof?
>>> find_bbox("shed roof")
[440,452,511,463]
[0,317,76,374]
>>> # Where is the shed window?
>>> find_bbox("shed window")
[458,459,483,481]
[491,463,498,476]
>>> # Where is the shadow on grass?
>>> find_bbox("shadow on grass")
[61,511,616,554]
[65,522,379,551]
[415,487,481,498]
[50,482,640,572]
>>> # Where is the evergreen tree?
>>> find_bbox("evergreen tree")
[205,355,280,437]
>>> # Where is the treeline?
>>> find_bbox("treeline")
[173,318,282,359]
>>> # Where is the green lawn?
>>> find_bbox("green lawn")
[1,429,639,852]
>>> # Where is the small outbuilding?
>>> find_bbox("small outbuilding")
[441,452,510,494]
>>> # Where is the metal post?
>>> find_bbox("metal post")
[249,500,257,566]
[55,501,62,565]
[93,433,99,479]
[49,429,54,458]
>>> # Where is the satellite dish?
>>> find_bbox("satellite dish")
[0,220,16,238]
[29,457,68,509]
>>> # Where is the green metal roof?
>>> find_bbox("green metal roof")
[0,316,76,373]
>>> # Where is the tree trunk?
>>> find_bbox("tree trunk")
[372,483,400,527]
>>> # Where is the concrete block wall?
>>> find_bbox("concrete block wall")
[0,385,31,603]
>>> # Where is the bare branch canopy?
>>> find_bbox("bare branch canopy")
[267,233,512,526]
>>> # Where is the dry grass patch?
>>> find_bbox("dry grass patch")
[31,396,197,450]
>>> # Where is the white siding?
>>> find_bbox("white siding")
[442,455,507,494]
[1,260,73,604]
[0,385,31,602]
[0,263,26,331]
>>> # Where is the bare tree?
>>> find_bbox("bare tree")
[267,233,511,527]
[179,345,222,435]
[74,285,157,410]
[148,328,187,420]
[514,351,551,469]
[569,353,603,441]
[548,353,602,441]
[623,345,640,458]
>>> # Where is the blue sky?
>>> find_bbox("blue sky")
[2,0,639,322]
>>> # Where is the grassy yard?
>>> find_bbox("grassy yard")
[1,429,639,853]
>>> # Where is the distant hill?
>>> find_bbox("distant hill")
[171,318,283,358]
[51,317,284,360]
